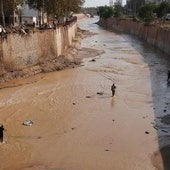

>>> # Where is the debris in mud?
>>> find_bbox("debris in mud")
[105,149,110,152]
[72,102,76,105]
[23,120,35,126]
[112,119,115,122]
[161,114,170,125]
[97,91,104,95]
[145,131,149,134]
[153,126,158,130]
[71,127,75,130]
[161,129,168,133]
[163,109,167,113]
[86,96,92,98]
[89,59,96,62]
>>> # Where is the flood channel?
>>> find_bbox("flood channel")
[0,16,170,170]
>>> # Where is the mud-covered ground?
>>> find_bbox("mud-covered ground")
[0,16,170,170]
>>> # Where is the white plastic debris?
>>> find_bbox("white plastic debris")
[23,120,35,126]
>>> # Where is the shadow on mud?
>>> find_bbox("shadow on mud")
[121,33,170,170]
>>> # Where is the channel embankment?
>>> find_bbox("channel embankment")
[0,18,83,82]
[98,18,170,55]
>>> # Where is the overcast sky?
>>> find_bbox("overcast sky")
[83,0,126,7]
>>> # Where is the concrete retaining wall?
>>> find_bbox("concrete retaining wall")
[98,18,170,55]
[0,20,77,76]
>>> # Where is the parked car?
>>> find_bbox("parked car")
[165,13,170,20]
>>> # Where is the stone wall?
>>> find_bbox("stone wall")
[0,20,79,82]
[98,18,170,55]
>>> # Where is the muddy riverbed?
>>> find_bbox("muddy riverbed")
[0,16,170,170]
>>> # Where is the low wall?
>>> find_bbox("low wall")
[98,18,170,55]
[0,19,78,81]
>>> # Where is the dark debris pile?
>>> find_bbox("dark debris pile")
[0,25,35,39]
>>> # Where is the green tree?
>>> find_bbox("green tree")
[155,1,170,18]
[27,0,84,19]
[0,0,24,26]
[114,0,123,18]
[98,6,114,19]
[138,3,156,23]
[126,0,145,15]
[26,0,44,10]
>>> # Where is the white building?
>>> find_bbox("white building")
[22,4,39,25]
[21,3,47,26]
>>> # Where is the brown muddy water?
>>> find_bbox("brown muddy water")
[0,17,170,170]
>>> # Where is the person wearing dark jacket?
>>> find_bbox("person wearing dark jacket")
[167,70,170,83]
[0,124,4,142]
[111,83,116,96]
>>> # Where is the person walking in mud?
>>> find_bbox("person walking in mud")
[111,83,116,97]
[167,70,170,85]
[0,124,4,142]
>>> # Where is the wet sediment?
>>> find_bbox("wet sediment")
[0,16,170,170]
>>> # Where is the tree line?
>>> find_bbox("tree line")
[138,1,170,22]
[0,0,85,26]
[98,0,170,23]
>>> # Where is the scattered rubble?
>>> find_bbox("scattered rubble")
[97,91,104,95]
[89,59,96,62]
[86,96,92,98]
[0,25,34,39]
[0,22,61,40]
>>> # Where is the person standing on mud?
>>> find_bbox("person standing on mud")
[167,70,170,84]
[111,83,116,97]
[0,124,4,142]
